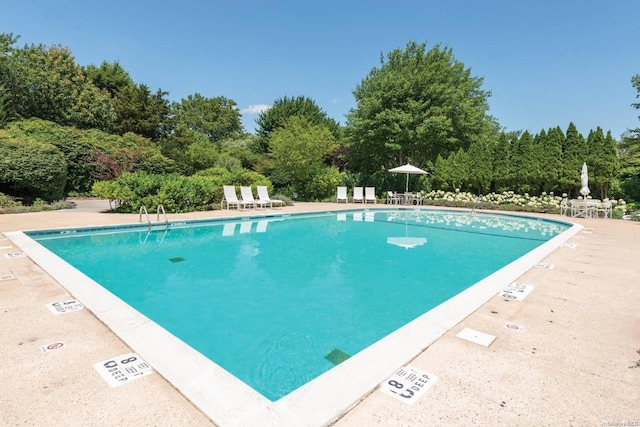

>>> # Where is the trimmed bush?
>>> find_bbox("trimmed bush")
[0,139,67,201]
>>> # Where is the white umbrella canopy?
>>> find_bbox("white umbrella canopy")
[386,236,427,250]
[579,162,590,196]
[388,163,428,192]
[386,211,427,250]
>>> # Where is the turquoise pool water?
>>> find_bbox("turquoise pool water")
[30,209,568,401]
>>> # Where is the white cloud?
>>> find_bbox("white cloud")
[240,104,271,114]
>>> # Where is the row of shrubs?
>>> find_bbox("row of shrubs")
[91,169,292,213]
[419,189,629,218]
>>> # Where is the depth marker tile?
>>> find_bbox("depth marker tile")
[46,299,84,315]
[380,365,437,404]
[94,353,153,387]
[498,282,534,301]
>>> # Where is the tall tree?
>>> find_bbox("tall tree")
[619,75,640,201]
[466,137,493,194]
[511,131,536,194]
[345,41,493,173]
[540,126,564,193]
[171,93,243,144]
[112,84,170,141]
[269,115,338,198]
[492,132,514,192]
[560,122,586,196]
[255,95,339,153]
[0,41,114,131]
[84,61,134,97]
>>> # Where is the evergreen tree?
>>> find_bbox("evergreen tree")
[541,126,564,193]
[560,122,586,196]
[492,132,512,192]
[511,131,535,193]
[466,137,493,194]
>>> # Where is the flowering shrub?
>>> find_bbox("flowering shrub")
[420,190,628,216]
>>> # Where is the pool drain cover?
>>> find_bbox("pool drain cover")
[169,257,185,263]
[325,348,351,365]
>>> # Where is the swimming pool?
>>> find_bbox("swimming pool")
[12,208,577,426]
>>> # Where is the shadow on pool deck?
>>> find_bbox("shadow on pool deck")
[1,200,639,426]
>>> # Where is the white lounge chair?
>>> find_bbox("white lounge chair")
[365,187,376,204]
[257,185,284,208]
[240,186,267,209]
[222,185,252,210]
[337,186,348,203]
[353,186,364,203]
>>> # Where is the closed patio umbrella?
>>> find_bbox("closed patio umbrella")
[579,162,590,196]
[388,163,428,192]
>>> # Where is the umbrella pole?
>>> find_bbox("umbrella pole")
[405,174,409,192]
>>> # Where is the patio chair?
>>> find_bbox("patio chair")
[240,186,266,209]
[595,200,612,219]
[413,192,423,205]
[222,185,252,210]
[365,187,376,204]
[353,186,364,203]
[560,198,569,216]
[257,185,284,208]
[337,186,348,203]
[387,191,400,205]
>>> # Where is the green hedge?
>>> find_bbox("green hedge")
[92,168,273,213]
[0,139,67,201]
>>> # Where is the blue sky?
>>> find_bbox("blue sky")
[2,0,639,138]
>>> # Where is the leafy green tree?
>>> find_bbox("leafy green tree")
[84,61,134,97]
[171,93,243,144]
[255,95,340,153]
[345,41,492,174]
[112,83,170,141]
[619,75,640,201]
[0,42,114,131]
[0,84,10,127]
[269,116,338,199]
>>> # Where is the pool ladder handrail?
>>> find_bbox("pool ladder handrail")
[139,204,168,225]
[139,205,151,224]
[157,204,168,224]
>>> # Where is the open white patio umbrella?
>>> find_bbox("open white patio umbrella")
[388,163,428,192]
[579,162,590,196]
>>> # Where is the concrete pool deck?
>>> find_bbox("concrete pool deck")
[1,200,639,426]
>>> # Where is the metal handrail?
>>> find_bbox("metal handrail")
[157,204,168,223]
[139,206,150,225]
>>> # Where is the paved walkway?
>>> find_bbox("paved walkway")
[1,200,639,426]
